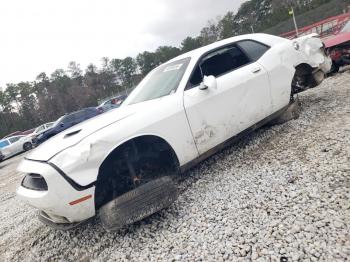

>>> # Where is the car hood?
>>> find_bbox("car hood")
[26,104,137,161]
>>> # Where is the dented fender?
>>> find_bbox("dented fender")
[49,94,199,187]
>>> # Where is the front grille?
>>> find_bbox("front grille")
[21,173,48,191]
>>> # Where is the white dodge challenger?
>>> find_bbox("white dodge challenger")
[17,33,331,230]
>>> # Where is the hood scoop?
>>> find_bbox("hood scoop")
[64,129,82,138]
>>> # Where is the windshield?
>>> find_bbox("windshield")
[0,140,10,148]
[34,125,44,133]
[127,57,190,104]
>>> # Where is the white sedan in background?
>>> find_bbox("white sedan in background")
[0,135,33,161]
[17,33,331,231]
[27,122,54,141]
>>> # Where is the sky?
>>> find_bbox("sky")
[0,0,245,88]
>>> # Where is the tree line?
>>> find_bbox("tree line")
[0,0,347,137]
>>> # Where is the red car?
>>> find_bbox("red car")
[323,19,350,73]
[280,13,350,74]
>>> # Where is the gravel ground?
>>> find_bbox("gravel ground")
[0,72,349,262]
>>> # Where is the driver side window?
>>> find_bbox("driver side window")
[187,44,250,89]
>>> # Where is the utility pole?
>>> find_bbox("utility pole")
[289,7,299,37]
[250,26,255,33]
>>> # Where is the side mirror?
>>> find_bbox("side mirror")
[199,75,217,90]
[60,123,65,127]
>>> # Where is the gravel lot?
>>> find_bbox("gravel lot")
[0,72,349,262]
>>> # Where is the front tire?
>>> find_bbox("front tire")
[23,142,32,151]
[99,176,177,231]
[95,137,180,231]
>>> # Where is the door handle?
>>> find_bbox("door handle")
[251,67,261,73]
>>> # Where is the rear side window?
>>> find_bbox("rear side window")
[237,40,270,61]
[188,45,250,87]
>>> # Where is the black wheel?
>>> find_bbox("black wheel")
[23,142,32,151]
[99,176,177,231]
[95,137,180,231]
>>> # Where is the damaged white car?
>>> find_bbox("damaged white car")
[17,33,331,231]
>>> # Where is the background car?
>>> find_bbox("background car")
[28,122,54,141]
[34,107,101,145]
[324,30,350,73]
[0,135,33,160]
[17,33,331,231]
[0,150,4,162]
[97,95,127,113]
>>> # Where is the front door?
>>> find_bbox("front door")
[183,43,272,154]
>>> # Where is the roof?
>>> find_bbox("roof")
[168,33,287,63]
[323,32,350,48]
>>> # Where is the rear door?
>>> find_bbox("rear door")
[183,42,272,154]
[7,136,23,155]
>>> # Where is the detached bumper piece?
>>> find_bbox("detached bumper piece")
[21,173,48,191]
[38,211,88,230]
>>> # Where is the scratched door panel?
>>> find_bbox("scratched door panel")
[183,62,271,155]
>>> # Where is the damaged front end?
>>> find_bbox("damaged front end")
[291,34,332,94]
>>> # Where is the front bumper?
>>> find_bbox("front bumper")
[16,159,95,224]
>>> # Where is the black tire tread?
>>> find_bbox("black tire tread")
[99,176,177,231]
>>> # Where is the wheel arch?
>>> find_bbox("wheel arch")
[94,134,181,209]
[98,133,181,172]
[291,63,319,95]
[294,63,314,75]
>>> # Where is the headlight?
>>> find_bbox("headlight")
[21,173,48,191]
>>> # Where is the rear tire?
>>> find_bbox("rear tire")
[99,176,177,231]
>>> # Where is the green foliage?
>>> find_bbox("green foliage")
[137,51,161,76]
[180,37,203,52]
[218,12,237,39]
[200,19,222,45]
